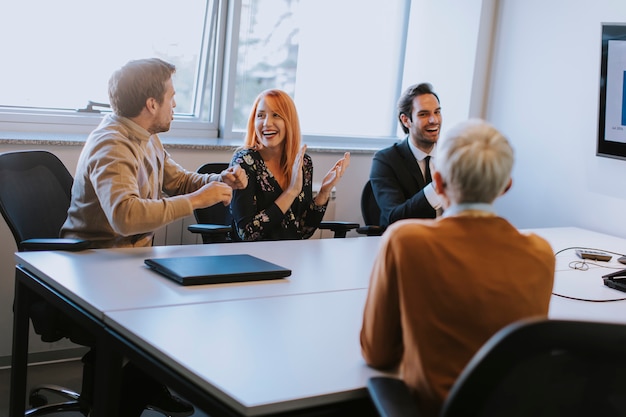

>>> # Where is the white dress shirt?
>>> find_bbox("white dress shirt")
[407,139,442,210]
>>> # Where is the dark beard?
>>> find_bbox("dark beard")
[148,121,171,135]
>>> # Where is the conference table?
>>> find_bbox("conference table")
[9,227,626,416]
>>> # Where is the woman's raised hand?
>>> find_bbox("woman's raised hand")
[316,152,350,205]
[288,144,307,195]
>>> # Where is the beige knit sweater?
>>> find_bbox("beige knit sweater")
[61,114,209,248]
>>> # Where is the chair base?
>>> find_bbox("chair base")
[26,384,89,416]
[25,401,88,416]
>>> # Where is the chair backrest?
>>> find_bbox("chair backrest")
[0,150,74,251]
[193,162,234,242]
[442,318,626,416]
[361,180,381,227]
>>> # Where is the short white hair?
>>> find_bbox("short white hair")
[436,119,514,204]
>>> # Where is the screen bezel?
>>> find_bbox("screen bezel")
[597,23,626,160]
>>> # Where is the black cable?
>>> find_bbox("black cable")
[552,246,626,302]
[554,246,625,259]
[552,293,626,302]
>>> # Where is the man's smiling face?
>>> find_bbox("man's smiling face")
[403,93,442,152]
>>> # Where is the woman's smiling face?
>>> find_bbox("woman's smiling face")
[255,98,286,150]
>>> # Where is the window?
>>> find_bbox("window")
[229,0,409,140]
[0,0,409,143]
[0,0,222,137]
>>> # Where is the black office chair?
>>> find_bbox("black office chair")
[187,162,234,243]
[1,151,175,416]
[356,180,384,236]
[187,162,359,242]
[367,317,626,417]
[0,150,92,415]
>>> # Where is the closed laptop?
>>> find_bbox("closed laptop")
[144,254,291,286]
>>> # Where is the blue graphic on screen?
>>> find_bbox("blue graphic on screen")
[623,71,626,126]
[605,40,626,142]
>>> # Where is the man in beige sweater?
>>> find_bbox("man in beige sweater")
[360,119,555,417]
[62,58,246,248]
[61,58,247,416]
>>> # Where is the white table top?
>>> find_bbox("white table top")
[17,226,625,320]
[15,236,382,319]
[520,227,626,321]
[524,227,626,302]
[15,227,626,416]
[524,226,626,272]
[105,289,385,416]
[523,226,626,253]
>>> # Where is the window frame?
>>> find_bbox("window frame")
[0,0,411,149]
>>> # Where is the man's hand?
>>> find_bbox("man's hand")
[219,164,248,189]
[189,182,233,209]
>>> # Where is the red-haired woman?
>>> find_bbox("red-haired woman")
[230,89,350,241]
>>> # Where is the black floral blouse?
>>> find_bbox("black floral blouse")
[230,148,327,241]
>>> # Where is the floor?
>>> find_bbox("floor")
[0,359,208,417]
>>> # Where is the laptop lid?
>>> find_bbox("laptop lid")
[144,254,291,286]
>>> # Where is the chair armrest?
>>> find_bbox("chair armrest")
[319,221,360,238]
[21,238,91,252]
[187,224,232,243]
[187,224,231,234]
[367,377,421,417]
[356,225,385,237]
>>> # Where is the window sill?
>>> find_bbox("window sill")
[0,131,392,154]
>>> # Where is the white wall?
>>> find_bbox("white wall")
[489,0,626,242]
[402,0,488,133]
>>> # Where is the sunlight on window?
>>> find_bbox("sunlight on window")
[0,0,207,115]
[233,0,407,138]
[0,0,409,141]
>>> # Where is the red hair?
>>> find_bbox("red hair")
[244,89,301,188]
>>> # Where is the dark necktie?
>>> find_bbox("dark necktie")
[423,155,432,183]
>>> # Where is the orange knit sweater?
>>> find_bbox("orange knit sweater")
[360,216,555,417]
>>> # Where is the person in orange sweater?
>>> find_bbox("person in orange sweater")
[360,118,555,417]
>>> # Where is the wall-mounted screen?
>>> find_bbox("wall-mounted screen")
[598,23,626,159]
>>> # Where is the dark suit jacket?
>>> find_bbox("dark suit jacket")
[370,138,436,227]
